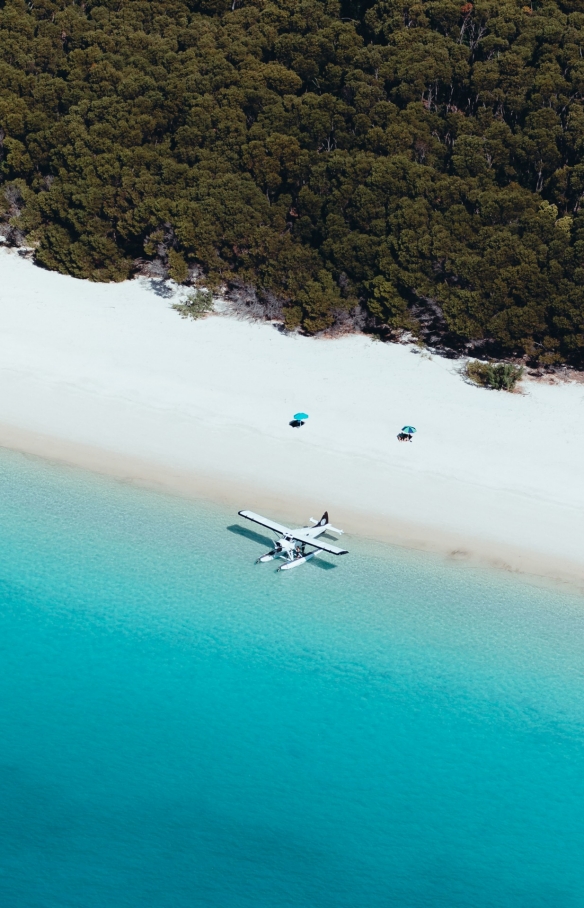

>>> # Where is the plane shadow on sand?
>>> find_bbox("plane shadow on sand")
[226,524,337,570]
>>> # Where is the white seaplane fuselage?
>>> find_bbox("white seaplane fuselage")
[238,510,348,571]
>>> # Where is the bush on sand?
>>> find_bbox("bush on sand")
[466,361,524,392]
[172,290,214,320]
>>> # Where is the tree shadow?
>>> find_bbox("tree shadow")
[149,278,175,298]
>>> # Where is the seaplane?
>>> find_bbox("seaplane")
[238,510,348,571]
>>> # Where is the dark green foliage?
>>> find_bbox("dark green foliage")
[1,0,584,358]
[172,288,214,318]
[168,249,189,284]
[466,360,524,390]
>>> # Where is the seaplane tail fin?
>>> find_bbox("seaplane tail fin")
[318,511,329,527]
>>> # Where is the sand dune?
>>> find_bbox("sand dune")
[2,245,584,586]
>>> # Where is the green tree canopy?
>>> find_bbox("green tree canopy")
[1,0,584,361]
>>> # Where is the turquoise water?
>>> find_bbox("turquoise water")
[0,451,583,907]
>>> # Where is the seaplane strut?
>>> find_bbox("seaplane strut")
[238,510,348,570]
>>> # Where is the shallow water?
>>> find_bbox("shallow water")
[0,449,583,907]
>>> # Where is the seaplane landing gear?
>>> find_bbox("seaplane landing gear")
[256,543,282,563]
[277,544,316,571]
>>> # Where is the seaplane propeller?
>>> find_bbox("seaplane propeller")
[239,509,348,571]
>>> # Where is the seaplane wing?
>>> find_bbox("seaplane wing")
[238,510,290,536]
[289,531,348,556]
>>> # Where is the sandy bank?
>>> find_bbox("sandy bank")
[2,246,584,588]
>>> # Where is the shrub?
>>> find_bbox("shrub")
[466,361,524,391]
[168,250,189,284]
[172,290,214,320]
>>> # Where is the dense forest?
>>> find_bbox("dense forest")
[1,0,584,361]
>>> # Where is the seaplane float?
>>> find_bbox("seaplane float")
[238,509,348,571]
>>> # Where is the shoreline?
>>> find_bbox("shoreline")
[2,246,584,593]
[2,420,584,595]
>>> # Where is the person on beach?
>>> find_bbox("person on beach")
[398,426,416,442]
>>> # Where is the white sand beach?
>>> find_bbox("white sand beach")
[2,245,584,586]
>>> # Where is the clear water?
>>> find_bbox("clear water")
[0,450,583,907]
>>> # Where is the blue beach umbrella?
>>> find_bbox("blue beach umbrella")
[294,412,309,421]
[402,425,417,434]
